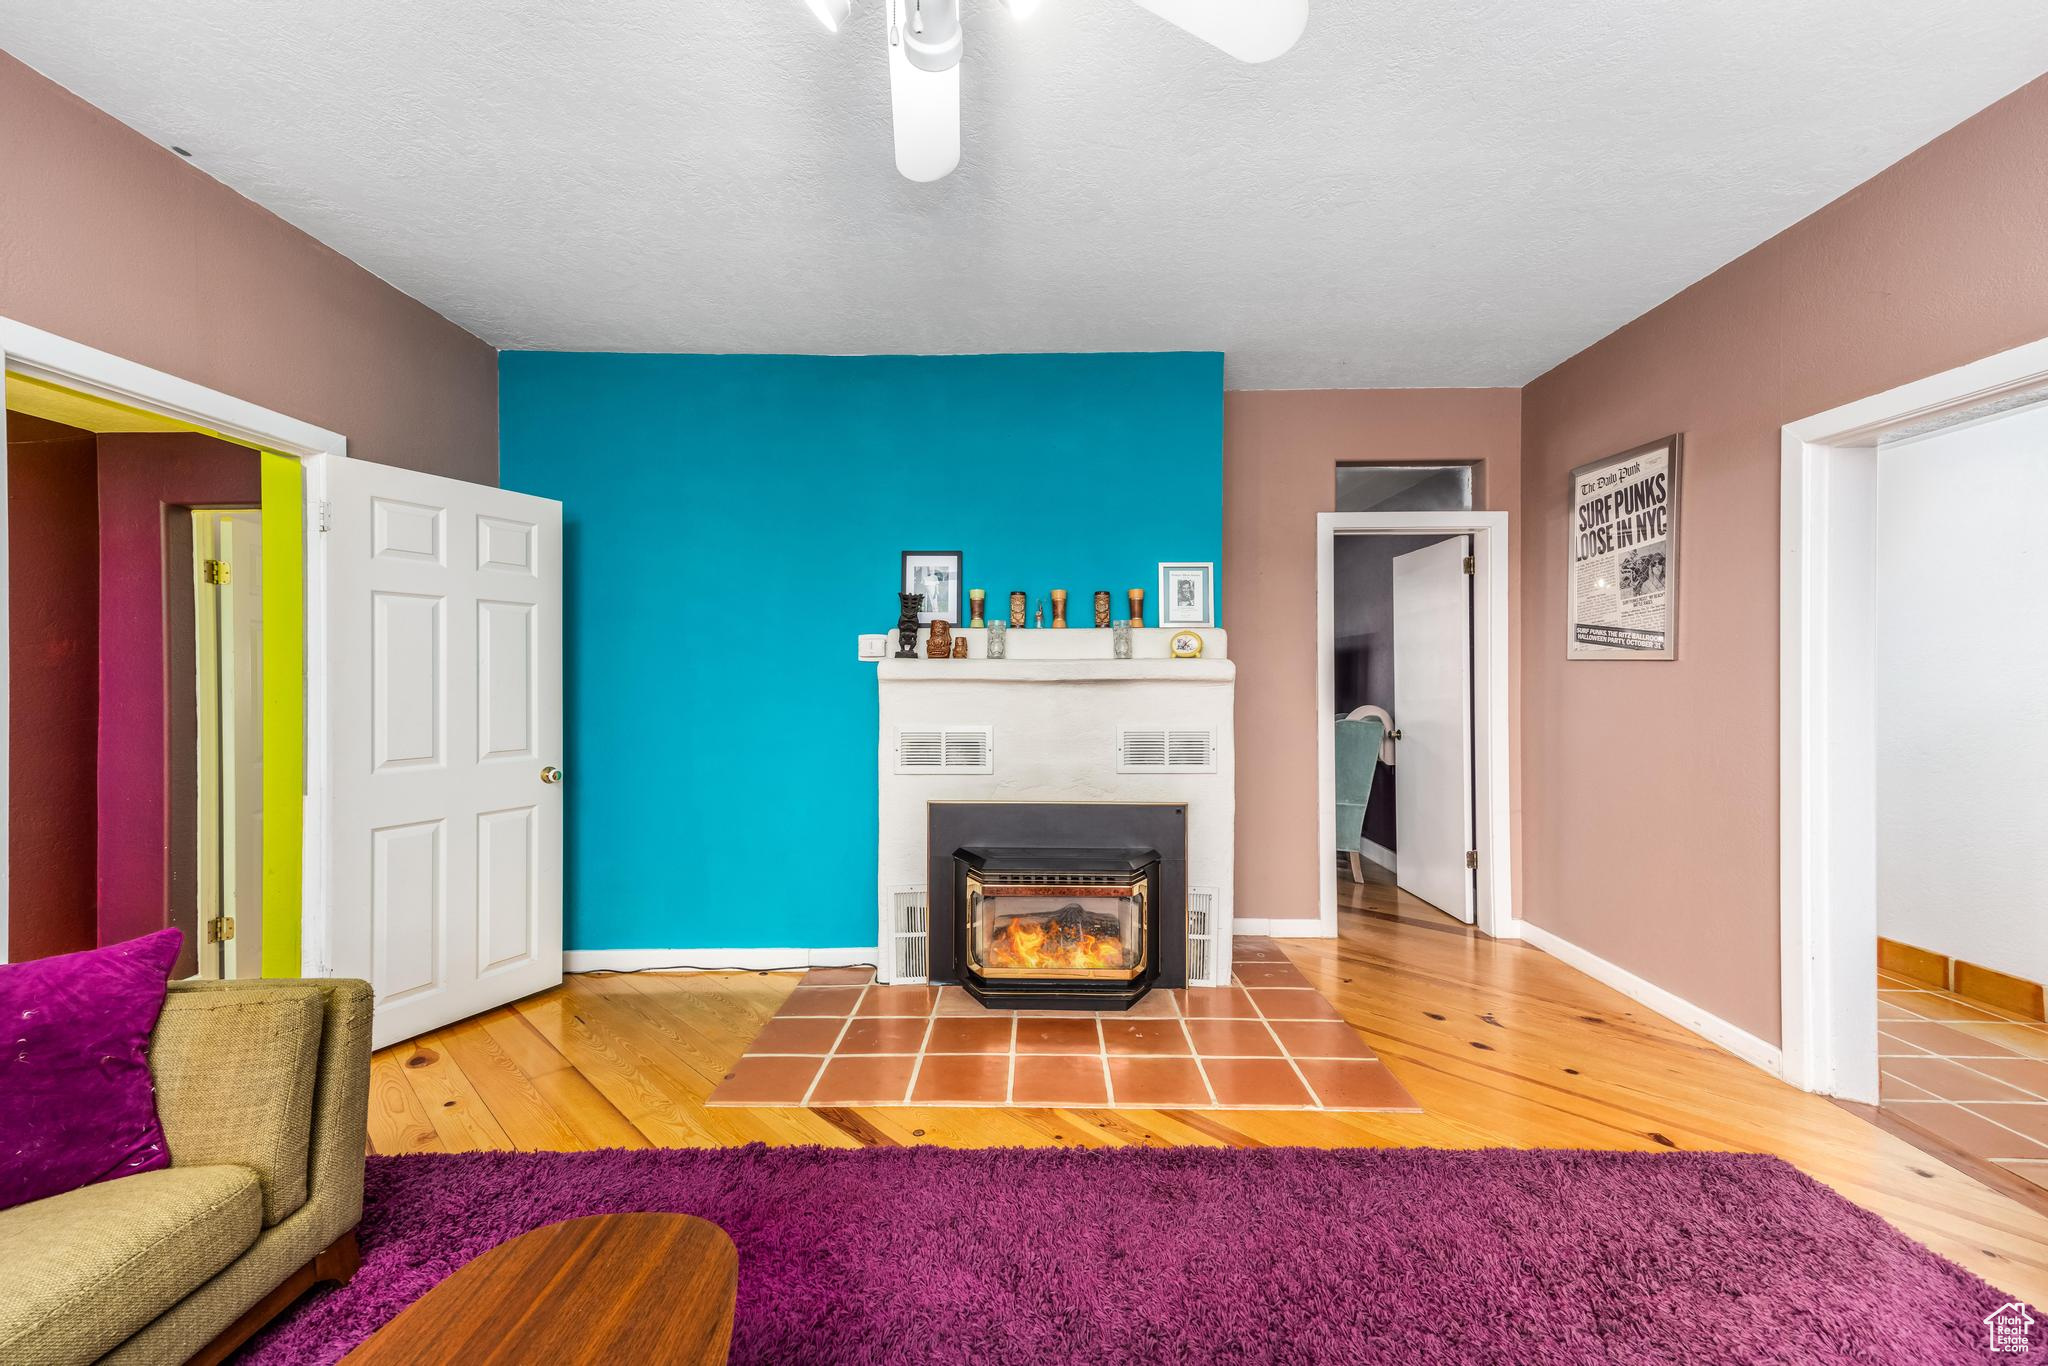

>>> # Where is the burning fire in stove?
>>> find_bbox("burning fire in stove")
[983,903,1133,972]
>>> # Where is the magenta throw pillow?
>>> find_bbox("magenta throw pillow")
[0,928,183,1211]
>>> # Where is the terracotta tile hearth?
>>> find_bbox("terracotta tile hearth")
[1878,968,2048,1198]
[706,938,1421,1112]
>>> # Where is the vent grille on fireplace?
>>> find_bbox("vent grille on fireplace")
[889,886,929,983]
[978,871,1131,888]
[1117,727,1216,774]
[1187,886,1219,985]
[895,726,993,775]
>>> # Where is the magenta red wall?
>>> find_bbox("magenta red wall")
[9,425,262,968]
[0,52,497,483]
[1519,74,2048,1043]
[95,435,259,964]
[1223,389,1524,927]
[6,415,99,961]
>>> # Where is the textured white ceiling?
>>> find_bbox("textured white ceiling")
[4,3,2046,387]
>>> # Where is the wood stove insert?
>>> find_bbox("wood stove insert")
[928,803,1187,1011]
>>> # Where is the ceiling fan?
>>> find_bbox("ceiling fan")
[801,0,1309,181]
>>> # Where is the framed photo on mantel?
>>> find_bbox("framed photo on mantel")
[1158,561,1215,628]
[902,550,963,626]
[1567,436,1682,660]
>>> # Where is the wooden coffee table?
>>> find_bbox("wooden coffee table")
[343,1213,737,1365]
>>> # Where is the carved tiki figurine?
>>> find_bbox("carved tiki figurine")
[1093,590,1112,628]
[926,617,954,659]
[952,636,968,658]
[1009,591,1029,628]
[895,592,923,659]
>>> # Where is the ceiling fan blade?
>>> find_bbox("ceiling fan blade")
[887,8,962,182]
[1129,0,1307,63]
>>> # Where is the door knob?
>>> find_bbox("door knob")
[541,766,564,785]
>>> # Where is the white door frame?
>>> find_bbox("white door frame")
[1780,333,2048,1100]
[0,315,346,971]
[1316,511,1516,939]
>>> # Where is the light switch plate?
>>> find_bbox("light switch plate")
[857,634,888,661]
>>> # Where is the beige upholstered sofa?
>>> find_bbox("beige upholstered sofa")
[0,977,373,1366]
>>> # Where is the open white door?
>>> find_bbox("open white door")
[325,458,563,1049]
[1392,536,1476,924]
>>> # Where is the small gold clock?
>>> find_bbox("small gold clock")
[1169,630,1205,659]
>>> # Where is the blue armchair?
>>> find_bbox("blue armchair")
[1336,716,1385,882]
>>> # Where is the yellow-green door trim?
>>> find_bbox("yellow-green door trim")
[259,453,305,977]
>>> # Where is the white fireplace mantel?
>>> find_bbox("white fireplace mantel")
[873,630,1236,989]
[876,658,1235,684]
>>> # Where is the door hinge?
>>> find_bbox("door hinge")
[1465,850,1479,870]
[317,499,333,533]
[1462,555,1476,575]
[205,915,236,943]
[201,558,231,586]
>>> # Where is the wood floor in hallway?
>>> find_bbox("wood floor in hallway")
[369,872,2048,1304]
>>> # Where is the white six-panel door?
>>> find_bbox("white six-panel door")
[1392,536,1477,924]
[325,458,564,1049]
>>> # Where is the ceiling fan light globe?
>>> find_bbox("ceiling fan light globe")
[904,0,965,72]
[804,0,852,33]
[887,0,962,179]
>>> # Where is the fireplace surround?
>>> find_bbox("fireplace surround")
[930,802,1187,1010]
[875,631,1234,988]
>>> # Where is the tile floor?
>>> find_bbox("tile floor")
[706,937,1420,1111]
[1878,969,2048,1194]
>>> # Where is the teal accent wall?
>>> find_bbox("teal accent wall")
[499,352,1224,952]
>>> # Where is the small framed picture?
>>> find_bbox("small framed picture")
[1158,561,1214,628]
[902,550,964,626]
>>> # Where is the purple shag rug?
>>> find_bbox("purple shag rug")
[241,1146,2036,1364]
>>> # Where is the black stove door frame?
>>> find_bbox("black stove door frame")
[926,802,1189,990]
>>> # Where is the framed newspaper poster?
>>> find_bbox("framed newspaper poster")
[1567,435,1682,660]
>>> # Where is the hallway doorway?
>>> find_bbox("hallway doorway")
[1316,509,1513,938]
[1782,332,2048,1102]
[1332,530,1476,925]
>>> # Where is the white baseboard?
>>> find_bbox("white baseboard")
[1517,921,1784,1079]
[564,947,879,974]
[1234,918,1336,939]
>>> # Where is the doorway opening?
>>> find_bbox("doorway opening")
[0,319,333,979]
[1316,509,1514,939]
[2,313,566,1052]
[1866,398,2048,1200]
[1781,333,2048,1112]
[1332,531,1475,929]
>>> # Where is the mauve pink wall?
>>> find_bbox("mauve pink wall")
[95,434,259,956]
[0,52,496,482]
[1520,74,2048,1044]
[1224,389,1524,926]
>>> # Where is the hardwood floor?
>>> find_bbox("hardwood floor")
[370,871,2048,1304]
